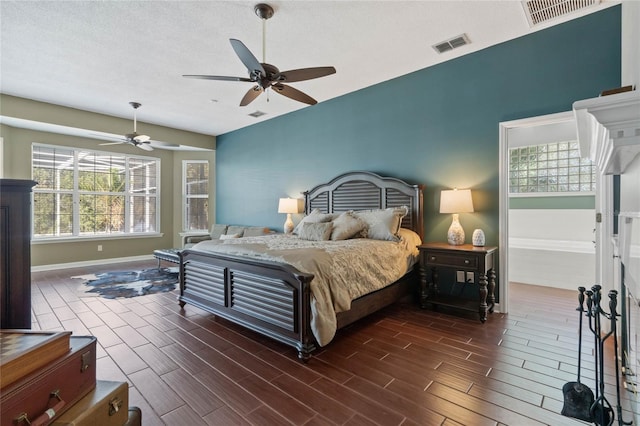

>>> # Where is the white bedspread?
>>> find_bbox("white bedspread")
[191,230,420,346]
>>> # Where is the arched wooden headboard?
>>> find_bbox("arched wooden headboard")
[303,171,424,240]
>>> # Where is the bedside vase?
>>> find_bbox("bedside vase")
[472,229,485,247]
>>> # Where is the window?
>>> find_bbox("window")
[509,141,596,194]
[183,160,209,231]
[32,144,160,239]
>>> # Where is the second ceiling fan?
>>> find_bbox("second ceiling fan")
[183,3,336,107]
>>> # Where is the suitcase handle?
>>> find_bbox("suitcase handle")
[14,390,66,425]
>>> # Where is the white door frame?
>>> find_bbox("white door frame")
[498,111,579,313]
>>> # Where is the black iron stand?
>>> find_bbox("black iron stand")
[585,285,633,426]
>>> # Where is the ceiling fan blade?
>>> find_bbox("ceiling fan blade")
[137,143,153,151]
[230,39,265,79]
[99,141,127,146]
[274,66,336,83]
[272,84,317,105]
[183,74,254,83]
[150,140,181,148]
[240,85,264,106]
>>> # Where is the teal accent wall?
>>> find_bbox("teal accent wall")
[216,7,621,246]
[509,195,595,209]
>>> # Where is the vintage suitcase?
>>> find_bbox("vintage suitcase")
[1,330,72,389]
[1,336,97,426]
[52,380,129,426]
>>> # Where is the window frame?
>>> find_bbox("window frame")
[508,140,596,198]
[31,143,161,241]
[182,159,210,232]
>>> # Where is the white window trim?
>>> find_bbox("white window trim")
[31,143,161,240]
[182,159,209,232]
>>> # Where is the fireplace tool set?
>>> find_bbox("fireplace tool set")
[562,285,633,426]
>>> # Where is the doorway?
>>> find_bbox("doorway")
[498,111,597,313]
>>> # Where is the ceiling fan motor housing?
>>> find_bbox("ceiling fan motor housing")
[254,3,274,20]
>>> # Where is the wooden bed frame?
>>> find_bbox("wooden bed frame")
[178,171,424,361]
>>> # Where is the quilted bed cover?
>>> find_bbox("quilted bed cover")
[191,231,420,346]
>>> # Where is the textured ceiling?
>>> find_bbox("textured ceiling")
[0,0,618,138]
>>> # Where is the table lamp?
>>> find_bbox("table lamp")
[278,198,301,234]
[440,189,474,245]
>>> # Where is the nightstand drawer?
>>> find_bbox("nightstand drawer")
[423,252,478,269]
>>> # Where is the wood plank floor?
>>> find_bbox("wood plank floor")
[30,260,636,425]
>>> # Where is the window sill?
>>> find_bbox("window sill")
[32,233,164,244]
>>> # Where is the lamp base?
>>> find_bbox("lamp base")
[283,213,294,234]
[447,214,465,245]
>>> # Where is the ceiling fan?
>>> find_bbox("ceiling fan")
[100,102,153,151]
[183,3,336,107]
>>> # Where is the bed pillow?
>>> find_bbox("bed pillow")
[226,225,246,237]
[219,233,240,240]
[330,211,367,241]
[293,209,336,235]
[243,226,270,237]
[354,206,409,241]
[209,224,228,239]
[297,222,333,241]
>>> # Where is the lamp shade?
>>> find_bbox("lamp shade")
[278,198,301,214]
[439,189,474,214]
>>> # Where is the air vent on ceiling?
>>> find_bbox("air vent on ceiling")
[432,34,470,54]
[522,0,601,26]
[248,110,267,118]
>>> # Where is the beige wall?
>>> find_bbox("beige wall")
[0,96,215,267]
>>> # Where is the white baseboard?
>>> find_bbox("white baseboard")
[31,255,155,272]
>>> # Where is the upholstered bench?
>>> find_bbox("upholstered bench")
[153,248,181,267]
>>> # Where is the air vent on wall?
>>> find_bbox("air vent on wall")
[248,110,266,118]
[432,34,470,54]
[522,0,601,26]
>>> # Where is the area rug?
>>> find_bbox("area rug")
[73,267,178,299]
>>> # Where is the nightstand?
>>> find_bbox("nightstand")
[418,242,497,322]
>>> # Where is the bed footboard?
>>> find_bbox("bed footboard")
[178,249,316,361]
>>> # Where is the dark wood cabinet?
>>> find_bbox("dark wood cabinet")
[1,179,37,329]
[418,242,497,322]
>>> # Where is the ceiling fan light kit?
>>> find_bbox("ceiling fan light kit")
[183,3,336,107]
[99,102,154,151]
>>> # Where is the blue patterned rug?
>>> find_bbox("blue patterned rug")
[74,267,178,299]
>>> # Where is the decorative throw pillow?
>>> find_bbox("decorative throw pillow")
[243,226,270,237]
[293,209,336,235]
[355,206,409,241]
[330,211,367,240]
[226,225,246,237]
[219,233,240,240]
[298,222,333,241]
[209,224,228,239]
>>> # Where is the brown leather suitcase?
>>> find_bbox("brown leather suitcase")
[52,380,128,426]
[1,336,97,426]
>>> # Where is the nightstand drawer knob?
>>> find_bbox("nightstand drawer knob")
[430,256,437,261]
[464,259,470,264]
